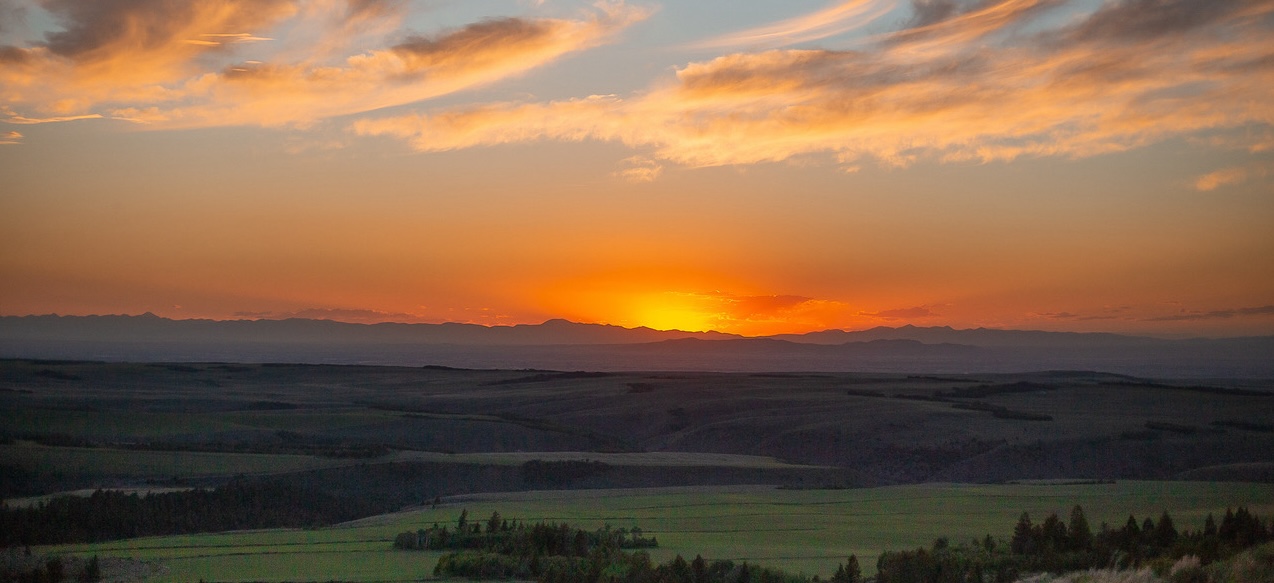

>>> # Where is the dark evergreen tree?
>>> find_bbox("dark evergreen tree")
[1010,513,1035,554]
[1040,513,1066,552]
[1154,511,1178,548]
[1219,508,1236,541]
[1067,505,1093,551]
[692,554,708,583]
[669,554,692,583]
[1125,516,1141,536]
[844,555,862,583]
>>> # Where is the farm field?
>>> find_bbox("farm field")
[46,481,1274,582]
[7,361,1274,495]
[0,441,352,481]
[6,360,1274,582]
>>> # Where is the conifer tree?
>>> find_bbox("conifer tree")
[1011,512,1034,554]
[692,554,708,583]
[1068,505,1093,551]
[1041,513,1067,552]
[845,554,862,583]
[1154,511,1178,548]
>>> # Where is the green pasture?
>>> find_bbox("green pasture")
[0,442,349,479]
[386,450,825,469]
[45,481,1274,583]
[0,406,399,439]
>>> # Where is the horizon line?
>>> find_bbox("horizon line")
[3,311,1265,341]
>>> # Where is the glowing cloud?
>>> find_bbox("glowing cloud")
[690,0,896,49]
[356,0,1274,172]
[0,0,651,128]
[860,306,938,320]
[1194,164,1269,191]
[613,156,663,182]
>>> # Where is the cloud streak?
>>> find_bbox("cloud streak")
[1194,163,1270,191]
[1,0,651,128]
[860,306,938,320]
[235,307,430,324]
[356,0,1274,171]
[1147,305,1274,322]
[689,0,896,50]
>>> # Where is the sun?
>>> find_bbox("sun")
[631,293,722,332]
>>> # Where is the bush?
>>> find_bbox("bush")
[1166,556,1205,583]
[1206,542,1274,583]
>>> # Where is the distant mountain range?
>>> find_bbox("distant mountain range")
[2,314,1272,378]
[0,313,737,345]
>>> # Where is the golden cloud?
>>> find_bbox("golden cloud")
[689,0,896,50]
[355,0,1274,171]
[1194,163,1270,191]
[1,0,651,128]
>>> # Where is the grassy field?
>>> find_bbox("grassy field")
[0,406,403,438]
[0,442,351,480]
[385,450,829,468]
[45,481,1274,583]
[8,362,1274,581]
[7,362,1274,489]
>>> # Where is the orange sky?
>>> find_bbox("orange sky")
[1,0,1272,337]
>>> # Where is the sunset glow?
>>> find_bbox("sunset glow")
[2,0,1273,337]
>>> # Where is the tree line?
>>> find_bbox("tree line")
[404,505,1270,583]
[402,509,854,583]
[0,480,386,546]
[394,510,657,555]
[874,505,1272,583]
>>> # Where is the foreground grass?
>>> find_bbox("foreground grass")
[44,481,1274,583]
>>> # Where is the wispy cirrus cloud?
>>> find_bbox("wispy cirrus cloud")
[1147,305,1274,322]
[689,0,896,50]
[1194,163,1270,191]
[1033,307,1130,321]
[613,155,663,182]
[234,307,430,324]
[355,0,1274,173]
[860,306,938,320]
[0,0,651,128]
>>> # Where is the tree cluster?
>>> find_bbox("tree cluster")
[394,510,657,555]
[406,511,857,583]
[438,549,810,583]
[0,480,383,546]
[874,505,1272,583]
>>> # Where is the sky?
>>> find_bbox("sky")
[1,0,1272,337]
